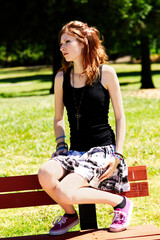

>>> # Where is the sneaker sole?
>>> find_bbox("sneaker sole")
[49,219,79,236]
[110,200,134,232]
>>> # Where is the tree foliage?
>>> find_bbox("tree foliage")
[0,0,160,88]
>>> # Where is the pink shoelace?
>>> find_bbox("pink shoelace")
[110,210,127,224]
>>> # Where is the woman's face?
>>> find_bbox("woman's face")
[60,33,84,62]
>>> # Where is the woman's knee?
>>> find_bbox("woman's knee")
[38,165,50,188]
[38,162,58,189]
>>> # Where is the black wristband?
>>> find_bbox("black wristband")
[56,142,68,151]
[115,152,124,159]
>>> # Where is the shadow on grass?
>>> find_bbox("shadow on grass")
[117,70,160,87]
[0,74,52,84]
[1,70,159,84]
[0,89,52,98]
[0,69,159,98]
[0,74,53,98]
[0,65,51,74]
[120,81,140,86]
[117,70,160,77]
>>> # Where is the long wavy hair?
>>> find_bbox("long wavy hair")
[58,21,108,85]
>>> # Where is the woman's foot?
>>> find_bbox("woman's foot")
[49,212,79,235]
[109,197,133,232]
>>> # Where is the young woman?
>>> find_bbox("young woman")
[38,20,133,236]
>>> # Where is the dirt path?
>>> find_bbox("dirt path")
[123,89,160,99]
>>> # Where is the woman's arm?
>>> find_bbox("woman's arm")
[52,71,67,156]
[99,65,126,181]
[103,65,125,155]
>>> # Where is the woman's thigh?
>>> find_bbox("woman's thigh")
[59,173,89,193]
[57,173,89,204]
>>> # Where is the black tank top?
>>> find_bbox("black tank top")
[63,66,115,151]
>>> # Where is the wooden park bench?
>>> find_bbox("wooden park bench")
[1,165,160,240]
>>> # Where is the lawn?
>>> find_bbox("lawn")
[0,63,160,237]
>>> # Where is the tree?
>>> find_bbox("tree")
[0,0,160,90]
[108,0,160,88]
[140,35,154,88]
[78,0,160,88]
[138,0,160,88]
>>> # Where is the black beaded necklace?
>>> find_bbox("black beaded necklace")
[71,69,86,131]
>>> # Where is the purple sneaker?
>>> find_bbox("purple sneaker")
[49,213,79,235]
[109,197,133,232]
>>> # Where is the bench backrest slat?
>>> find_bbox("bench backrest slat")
[128,165,148,181]
[0,191,55,209]
[0,165,149,209]
[0,175,40,192]
[0,181,149,210]
[120,182,149,198]
[0,165,148,193]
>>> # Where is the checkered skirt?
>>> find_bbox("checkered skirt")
[51,145,130,193]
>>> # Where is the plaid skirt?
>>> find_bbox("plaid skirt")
[52,145,130,193]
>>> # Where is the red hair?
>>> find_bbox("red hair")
[58,21,108,85]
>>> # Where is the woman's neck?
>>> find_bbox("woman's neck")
[73,59,84,74]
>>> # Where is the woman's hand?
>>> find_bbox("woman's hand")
[98,155,120,182]
[50,148,68,158]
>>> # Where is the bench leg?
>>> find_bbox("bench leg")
[78,204,98,230]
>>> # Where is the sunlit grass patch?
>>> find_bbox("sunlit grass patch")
[0,64,160,237]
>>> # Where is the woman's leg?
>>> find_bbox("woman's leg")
[56,172,123,207]
[56,173,133,233]
[38,160,75,214]
[39,165,132,234]
[39,160,123,207]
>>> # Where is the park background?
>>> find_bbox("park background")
[0,0,160,238]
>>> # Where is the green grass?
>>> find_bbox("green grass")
[0,64,160,237]
[111,63,160,90]
[0,66,52,98]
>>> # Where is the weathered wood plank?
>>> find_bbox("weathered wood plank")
[0,175,41,192]
[0,181,149,209]
[0,191,55,209]
[2,225,160,240]
[0,166,148,193]
[128,165,148,181]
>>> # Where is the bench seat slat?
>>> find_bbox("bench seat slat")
[1,225,160,240]
[0,166,148,193]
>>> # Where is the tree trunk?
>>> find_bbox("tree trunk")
[140,35,154,89]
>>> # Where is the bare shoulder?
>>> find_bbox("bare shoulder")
[55,70,64,88]
[101,64,118,88]
[55,70,64,82]
[102,64,117,77]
